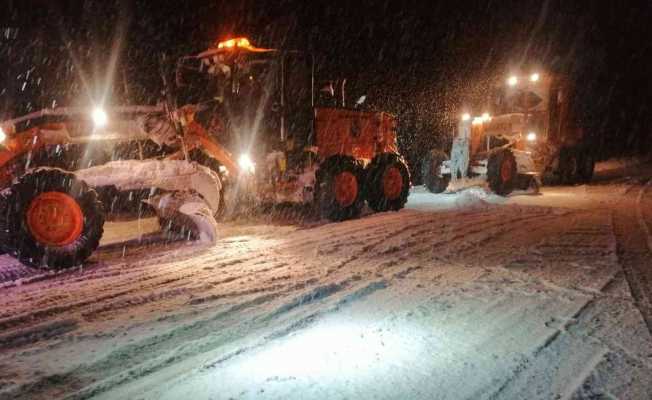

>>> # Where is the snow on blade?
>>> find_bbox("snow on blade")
[147,192,218,243]
[75,159,223,216]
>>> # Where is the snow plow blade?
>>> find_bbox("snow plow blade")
[75,159,223,243]
[146,192,218,243]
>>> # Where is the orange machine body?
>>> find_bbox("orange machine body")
[314,108,398,163]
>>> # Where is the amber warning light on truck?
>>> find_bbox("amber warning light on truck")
[217,37,251,49]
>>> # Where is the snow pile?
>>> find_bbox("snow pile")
[595,155,652,175]
[407,184,500,211]
[445,177,487,193]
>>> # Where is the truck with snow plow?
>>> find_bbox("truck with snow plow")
[422,71,595,195]
[0,37,410,269]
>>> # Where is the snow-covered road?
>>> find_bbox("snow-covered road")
[1,161,651,400]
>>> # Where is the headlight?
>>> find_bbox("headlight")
[238,153,255,174]
[461,113,471,121]
[526,132,537,142]
[91,107,108,128]
[507,76,518,86]
[530,73,540,82]
[0,126,6,144]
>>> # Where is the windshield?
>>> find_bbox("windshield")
[492,83,548,115]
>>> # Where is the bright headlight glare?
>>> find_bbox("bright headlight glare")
[461,113,471,121]
[92,107,108,128]
[507,76,518,86]
[530,73,540,82]
[0,126,6,143]
[238,153,255,173]
[526,132,537,141]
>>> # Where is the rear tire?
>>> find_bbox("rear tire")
[421,149,449,193]
[487,148,517,195]
[558,148,580,184]
[576,151,595,183]
[3,169,105,269]
[316,156,365,221]
[365,153,410,212]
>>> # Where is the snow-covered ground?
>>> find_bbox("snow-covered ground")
[1,160,651,400]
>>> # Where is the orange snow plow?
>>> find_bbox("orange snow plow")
[0,37,409,269]
[422,71,595,195]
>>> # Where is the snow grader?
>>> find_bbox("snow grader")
[422,71,595,195]
[0,37,409,269]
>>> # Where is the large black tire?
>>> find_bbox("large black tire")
[421,149,449,193]
[558,147,580,184]
[2,169,105,269]
[316,156,365,221]
[364,153,410,212]
[516,174,541,193]
[576,151,595,183]
[487,148,517,195]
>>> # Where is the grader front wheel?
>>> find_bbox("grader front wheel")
[3,169,105,269]
[487,149,517,195]
[421,149,449,194]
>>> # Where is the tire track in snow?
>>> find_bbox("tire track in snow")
[0,197,634,399]
[0,211,449,386]
[0,208,545,349]
[613,181,652,336]
[636,180,652,253]
[1,209,491,398]
[8,277,392,400]
[460,207,634,399]
[369,207,558,271]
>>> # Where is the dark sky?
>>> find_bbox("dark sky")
[2,0,651,165]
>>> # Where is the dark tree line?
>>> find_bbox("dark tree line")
[2,0,651,181]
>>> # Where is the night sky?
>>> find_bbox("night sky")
[2,0,651,176]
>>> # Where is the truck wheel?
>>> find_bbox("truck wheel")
[365,153,410,212]
[316,156,364,221]
[559,148,580,184]
[3,169,105,269]
[576,152,595,183]
[421,149,449,193]
[487,149,517,195]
